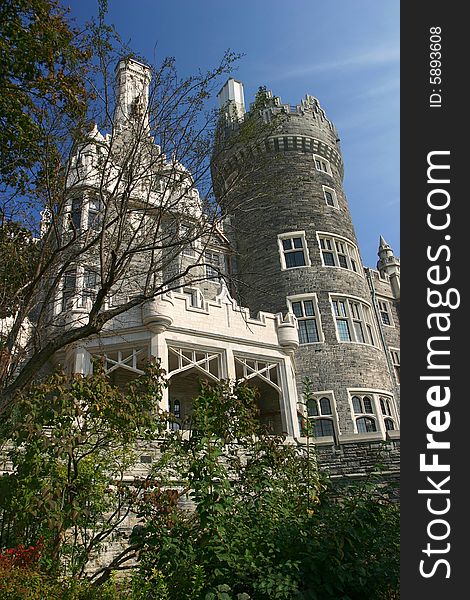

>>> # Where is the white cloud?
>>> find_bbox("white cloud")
[268,44,399,81]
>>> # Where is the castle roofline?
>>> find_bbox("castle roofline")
[114,57,151,72]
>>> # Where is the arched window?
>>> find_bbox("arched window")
[352,396,362,414]
[306,398,318,417]
[303,393,336,438]
[380,397,392,416]
[168,399,181,431]
[356,416,377,433]
[363,396,373,413]
[351,392,398,434]
[352,394,374,419]
[319,397,332,415]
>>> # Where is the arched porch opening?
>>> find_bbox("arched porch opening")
[234,356,284,434]
[243,376,284,434]
[167,346,221,430]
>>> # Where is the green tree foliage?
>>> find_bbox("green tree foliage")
[0,360,167,576]
[0,0,89,195]
[0,375,398,598]
[0,219,40,319]
[131,381,399,600]
[0,564,131,600]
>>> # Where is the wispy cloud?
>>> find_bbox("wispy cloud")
[268,45,399,82]
[356,77,400,99]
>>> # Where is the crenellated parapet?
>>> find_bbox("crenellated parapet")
[140,285,299,352]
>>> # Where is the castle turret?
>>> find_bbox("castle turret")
[377,236,400,300]
[114,58,152,132]
[213,81,399,450]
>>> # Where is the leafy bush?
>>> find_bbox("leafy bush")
[131,381,399,599]
[0,361,167,576]
[0,564,131,599]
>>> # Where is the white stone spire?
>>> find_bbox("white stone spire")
[377,236,400,299]
[114,58,152,131]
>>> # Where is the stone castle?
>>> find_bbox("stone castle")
[48,59,400,481]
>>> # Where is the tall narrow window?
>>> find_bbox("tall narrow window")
[70,198,82,230]
[335,240,348,269]
[62,269,77,311]
[332,299,351,341]
[350,301,365,343]
[180,224,196,257]
[314,155,330,174]
[82,268,98,307]
[291,297,321,344]
[278,232,310,270]
[323,186,338,208]
[320,238,335,266]
[390,349,400,383]
[87,198,102,230]
[380,396,397,431]
[169,399,181,430]
[378,299,393,326]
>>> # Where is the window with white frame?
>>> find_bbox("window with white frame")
[377,298,393,326]
[314,155,330,174]
[351,394,377,432]
[318,233,360,273]
[379,396,396,431]
[82,268,98,307]
[350,392,398,433]
[305,393,336,438]
[204,251,224,279]
[87,197,102,230]
[323,186,338,208]
[182,287,202,308]
[61,268,77,311]
[278,232,310,269]
[390,348,400,383]
[331,296,376,346]
[289,296,322,344]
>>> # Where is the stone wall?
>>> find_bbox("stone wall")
[213,95,398,443]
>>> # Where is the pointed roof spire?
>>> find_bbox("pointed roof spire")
[379,235,390,250]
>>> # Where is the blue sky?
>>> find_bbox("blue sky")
[65,0,399,268]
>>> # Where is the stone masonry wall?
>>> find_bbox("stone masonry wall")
[214,101,397,438]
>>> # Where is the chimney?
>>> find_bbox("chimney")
[217,78,246,122]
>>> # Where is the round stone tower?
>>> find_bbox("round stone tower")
[212,80,398,440]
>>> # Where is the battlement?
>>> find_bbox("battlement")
[254,90,338,136]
